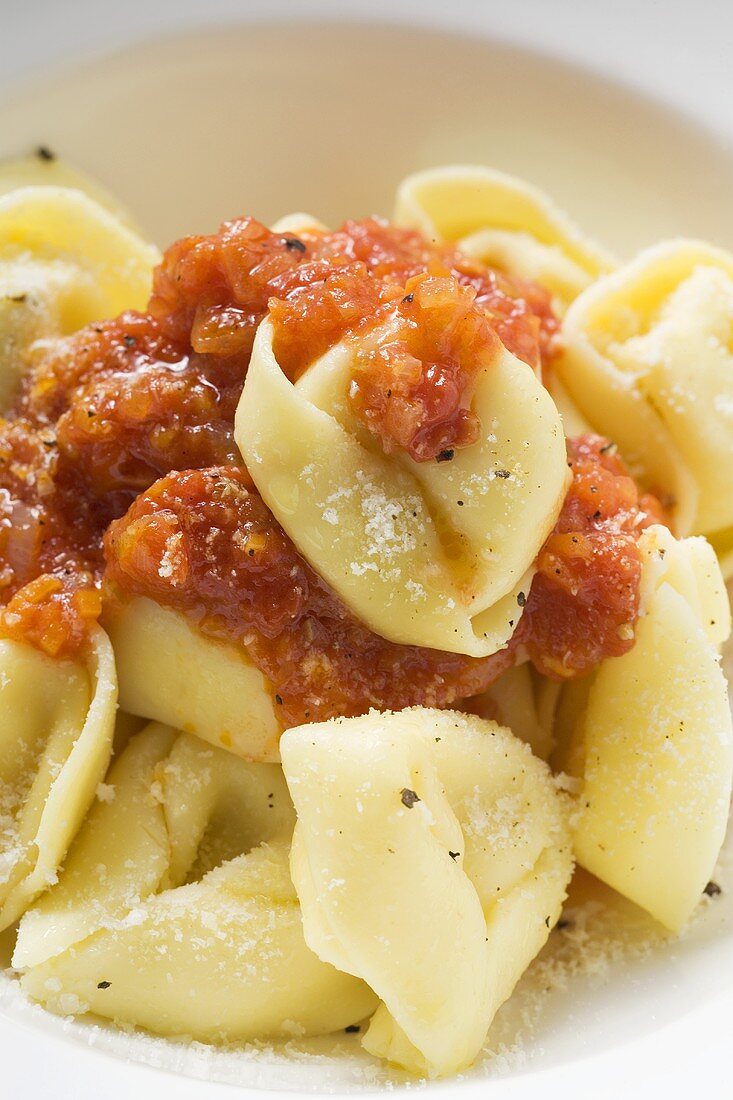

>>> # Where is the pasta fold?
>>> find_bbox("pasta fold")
[553,525,733,931]
[558,240,733,564]
[236,318,568,657]
[281,707,572,1076]
[0,627,117,930]
[15,724,376,1040]
[394,166,615,312]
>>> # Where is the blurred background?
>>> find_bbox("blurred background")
[1,0,732,252]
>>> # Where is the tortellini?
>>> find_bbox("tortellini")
[15,723,377,1040]
[236,318,568,657]
[0,627,117,930]
[553,525,733,931]
[394,166,615,313]
[281,707,573,1077]
[0,183,159,409]
[558,240,733,558]
[103,596,281,761]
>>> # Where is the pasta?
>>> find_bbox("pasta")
[104,596,281,760]
[236,317,568,657]
[281,708,572,1076]
[558,240,733,560]
[0,183,159,409]
[15,723,377,1039]
[552,525,732,931]
[0,627,117,931]
[0,157,731,1081]
[469,662,557,761]
[394,165,615,313]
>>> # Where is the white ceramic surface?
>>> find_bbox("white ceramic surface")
[1,2,732,1098]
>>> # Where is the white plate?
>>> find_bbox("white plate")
[2,2,733,1097]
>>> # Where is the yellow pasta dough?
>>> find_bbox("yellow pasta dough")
[469,662,557,761]
[16,723,376,1040]
[281,707,572,1077]
[0,183,159,409]
[553,525,733,931]
[0,627,117,930]
[558,240,733,563]
[103,596,281,761]
[394,166,615,313]
[236,318,568,657]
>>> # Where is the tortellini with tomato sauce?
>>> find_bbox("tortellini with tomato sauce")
[0,182,159,409]
[558,240,733,564]
[281,707,573,1077]
[394,166,615,313]
[552,525,733,931]
[103,596,282,760]
[236,318,568,657]
[15,723,376,1040]
[0,627,117,930]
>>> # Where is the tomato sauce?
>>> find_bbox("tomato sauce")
[517,435,664,679]
[0,209,657,716]
[103,467,512,726]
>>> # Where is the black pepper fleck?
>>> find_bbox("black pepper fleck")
[36,145,56,161]
[400,788,420,808]
[436,449,455,463]
[704,881,722,898]
[97,980,112,989]
[283,236,306,253]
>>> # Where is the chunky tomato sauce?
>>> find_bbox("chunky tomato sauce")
[0,209,658,719]
[102,436,662,719]
[103,467,512,726]
[517,435,664,679]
